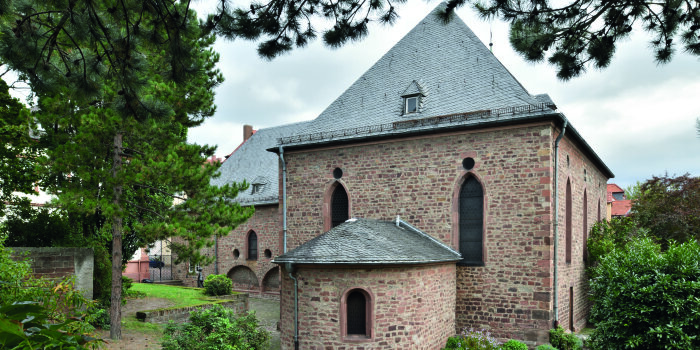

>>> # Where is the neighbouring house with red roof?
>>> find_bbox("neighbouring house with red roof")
[172,4,614,348]
[606,183,632,219]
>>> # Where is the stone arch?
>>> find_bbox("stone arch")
[227,265,259,291]
[261,267,280,293]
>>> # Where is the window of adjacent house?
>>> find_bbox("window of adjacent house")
[247,231,258,260]
[566,179,572,264]
[251,183,264,194]
[331,185,349,228]
[583,190,588,262]
[459,176,484,266]
[345,289,369,337]
[404,96,418,114]
[612,192,624,201]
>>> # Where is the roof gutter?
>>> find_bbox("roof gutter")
[553,116,567,328]
[267,113,613,179]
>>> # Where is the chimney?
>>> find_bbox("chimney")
[243,125,253,141]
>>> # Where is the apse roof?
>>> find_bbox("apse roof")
[273,217,462,265]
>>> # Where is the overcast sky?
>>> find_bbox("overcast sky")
[190,1,695,189]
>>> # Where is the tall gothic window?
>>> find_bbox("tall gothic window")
[459,176,484,265]
[331,184,349,228]
[247,231,258,260]
[566,179,572,264]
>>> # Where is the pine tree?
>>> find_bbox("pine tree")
[470,0,700,79]
[0,1,253,339]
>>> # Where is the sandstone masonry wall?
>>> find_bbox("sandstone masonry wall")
[279,264,456,350]
[173,204,281,297]
[282,122,609,344]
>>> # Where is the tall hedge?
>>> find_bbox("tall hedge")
[588,238,700,349]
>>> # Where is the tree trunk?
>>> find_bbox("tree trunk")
[110,132,123,340]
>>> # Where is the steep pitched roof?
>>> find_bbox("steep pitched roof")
[216,3,613,198]
[266,4,613,178]
[273,217,461,265]
[211,121,310,206]
[297,3,541,136]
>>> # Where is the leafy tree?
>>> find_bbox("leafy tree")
[471,0,700,79]
[632,174,700,246]
[0,1,254,339]
[624,181,645,200]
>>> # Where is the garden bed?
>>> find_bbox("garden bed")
[136,293,248,324]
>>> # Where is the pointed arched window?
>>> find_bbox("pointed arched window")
[459,176,484,266]
[566,179,572,264]
[331,184,349,228]
[247,231,258,260]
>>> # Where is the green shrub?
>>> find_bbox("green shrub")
[442,329,501,350]
[0,301,103,349]
[0,242,32,304]
[501,339,528,350]
[535,345,557,350]
[86,305,110,330]
[588,238,700,350]
[203,274,232,296]
[549,326,582,350]
[161,304,269,350]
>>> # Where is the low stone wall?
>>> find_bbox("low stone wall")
[136,293,248,324]
[11,247,94,299]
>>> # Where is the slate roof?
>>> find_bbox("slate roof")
[265,3,612,178]
[299,4,541,134]
[272,217,462,265]
[211,121,310,206]
[214,3,613,200]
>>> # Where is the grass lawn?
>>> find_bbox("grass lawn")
[130,283,211,308]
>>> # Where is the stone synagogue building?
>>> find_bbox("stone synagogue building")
[173,3,613,349]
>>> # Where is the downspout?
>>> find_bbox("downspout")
[286,263,299,350]
[279,146,288,253]
[553,117,567,328]
[214,235,219,274]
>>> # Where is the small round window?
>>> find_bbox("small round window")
[233,249,240,259]
[333,167,343,179]
[264,249,272,259]
[462,157,475,170]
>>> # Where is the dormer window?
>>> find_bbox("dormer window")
[400,80,426,116]
[251,183,265,194]
[250,176,268,195]
[404,96,418,114]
